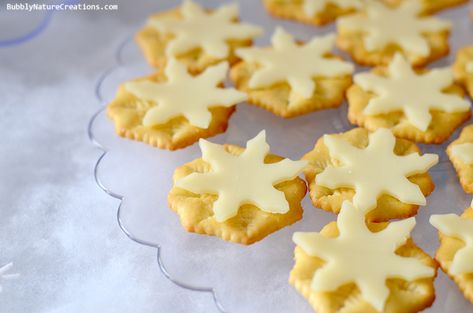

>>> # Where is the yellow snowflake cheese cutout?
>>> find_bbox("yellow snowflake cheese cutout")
[303,0,362,16]
[148,0,263,59]
[293,201,435,311]
[452,143,473,164]
[355,54,470,131]
[125,59,246,129]
[317,128,438,212]
[337,0,451,57]
[235,27,354,104]
[430,213,473,275]
[176,130,308,222]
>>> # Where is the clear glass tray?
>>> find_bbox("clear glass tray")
[89,1,473,312]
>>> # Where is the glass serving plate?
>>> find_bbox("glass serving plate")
[89,1,473,312]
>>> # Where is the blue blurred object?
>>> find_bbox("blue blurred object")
[0,0,80,47]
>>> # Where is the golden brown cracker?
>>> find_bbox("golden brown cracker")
[434,207,473,304]
[230,58,352,118]
[107,72,236,151]
[301,128,435,222]
[447,125,473,194]
[136,7,254,74]
[168,144,307,245]
[347,67,470,144]
[385,0,468,14]
[262,0,360,26]
[290,220,438,313]
[336,27,450,67]
[454,46,473,100]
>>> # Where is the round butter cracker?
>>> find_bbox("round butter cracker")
[290,201,437,313]
[430,206,473,304]
[447,125,473,194]
[168,131,307,244]
[336,0,451,67]
[231,27,354,118]
[107,60,245,150]
[454,46,473,100]
[348,54,471,144]
[385,0,468,14]
[136,0,262,73]
[302,128,437,222]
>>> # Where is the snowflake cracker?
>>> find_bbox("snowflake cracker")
[149,0,262,59]
[430,213,473,275]
[176,130,308,222]
[235,27,354,104]
[355,54,470,131]
[337,0,451,57]
[293,201,435,311]
[125,59,246,129]
[316,128,438,212]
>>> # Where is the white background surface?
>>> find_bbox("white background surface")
[0,1,220,312]
[2,1,473,313]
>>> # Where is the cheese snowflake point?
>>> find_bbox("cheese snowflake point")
[235,27,354,104]
[303,0,362,16]
[125,59,246,129]
[149,0,263,59]
[431,213,473,275]
[316,128,438,212]
[176,130,308,222]
[354,54,470,132]
[337,1,451,58]
[293,201,435,311]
